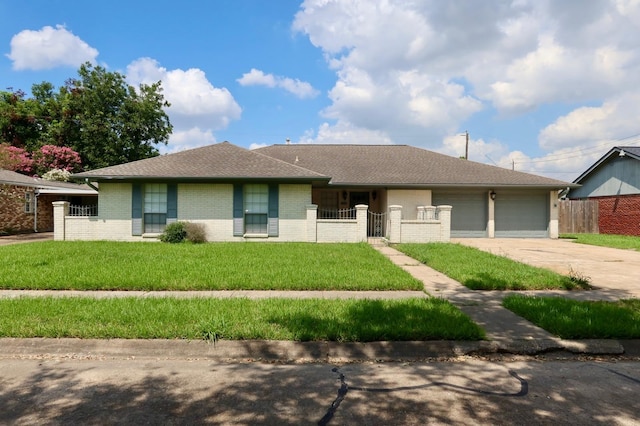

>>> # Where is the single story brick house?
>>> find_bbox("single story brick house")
[58,142,572,242]
[568,146,640,236]
[0,169,97,234]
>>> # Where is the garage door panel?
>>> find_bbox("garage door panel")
[495,192,549,238]
[432,192,487,238]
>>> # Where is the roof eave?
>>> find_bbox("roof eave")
[325,182,578,189]
[573,146,640,183]
[71,175,331,183]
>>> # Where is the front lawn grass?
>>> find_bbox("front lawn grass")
[561,233,640,251]
[0,242,422,291]
[503,295,640,339]
[395,243,590,290]
[0,297,485,341]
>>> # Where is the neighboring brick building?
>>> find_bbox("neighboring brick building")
[0,169,97,234]
[569,146,640,236]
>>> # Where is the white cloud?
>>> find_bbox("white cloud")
[237,68,319,99]
[162,128,217,154]
[127,58,241,130]
[237,68,277,87]
[127,58,241,152]
[249,142,269,150]
[292,0,640,162]
[539,93,640,151]
[7,25,98,70]
[298,121,392,145]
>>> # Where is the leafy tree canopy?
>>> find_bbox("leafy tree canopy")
[0,62,172,171]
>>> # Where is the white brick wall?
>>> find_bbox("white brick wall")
[398,221,443,242]
[177,184,235,241]
[388,204,452,243]
[274,184,311,241]
[387,189,432,220]
[61,182,317,242]
[317,220,359,242]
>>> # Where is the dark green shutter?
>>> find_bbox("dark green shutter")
[132,183,142,236]
[268,184,279,237]
[233,184,244,236]
[167,183,177,224]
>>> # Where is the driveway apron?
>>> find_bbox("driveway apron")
[453,238,640,299]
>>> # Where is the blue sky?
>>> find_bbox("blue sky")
[2,0,640,181]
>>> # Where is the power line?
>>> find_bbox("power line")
[513,133,640,166]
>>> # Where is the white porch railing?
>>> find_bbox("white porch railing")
[68,204,98,217]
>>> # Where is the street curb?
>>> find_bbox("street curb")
[0,338,635,361]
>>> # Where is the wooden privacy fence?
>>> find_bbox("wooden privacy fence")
[558,199,599,234]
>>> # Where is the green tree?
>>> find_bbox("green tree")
[0,63,173,171]
[0,89,44,152]
[58,63,173,169]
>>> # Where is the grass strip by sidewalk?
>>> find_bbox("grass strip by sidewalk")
[0,242,422,291]
[561,233,640,251]
[395,243,590,290]
[503,295,640,339]
[0,297,485,341]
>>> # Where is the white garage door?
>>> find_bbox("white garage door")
[432,191,487,237]
[495,191,549,237]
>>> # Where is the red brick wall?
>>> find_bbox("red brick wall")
[596,194,640,236]
[0,185,35,233]
[0,185,59,233]
[36,194,58,231]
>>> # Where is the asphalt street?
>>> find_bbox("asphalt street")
[2,356,639,425]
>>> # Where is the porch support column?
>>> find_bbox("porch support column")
[388,205,402,243]
[549,190,559,239]
[425,206,436,220]
[306,204,318,242]
[487,191,495,238]
[355,204,368,242]
[437,205,452,242]
[53,201,69,241]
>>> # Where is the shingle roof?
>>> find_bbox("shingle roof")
[0,169,96,193]
[256,144,573,188]
[73,142,330,181]
[0,169,38,187]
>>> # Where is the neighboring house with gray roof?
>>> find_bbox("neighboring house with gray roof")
[0,169,97,234]
[57,141,573,242]
[568,146,640,236]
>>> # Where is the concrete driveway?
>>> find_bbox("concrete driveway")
[453,238,640,299]
[0,232,53,246]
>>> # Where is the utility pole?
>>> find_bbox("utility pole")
[464,131,469,160]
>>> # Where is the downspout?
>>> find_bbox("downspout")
[34,190,40,233]
[84,178,99,192]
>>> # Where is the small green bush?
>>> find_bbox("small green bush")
[185,222,207,243]
[160,221,187,243]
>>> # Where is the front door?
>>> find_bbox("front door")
[349,191,369,208]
